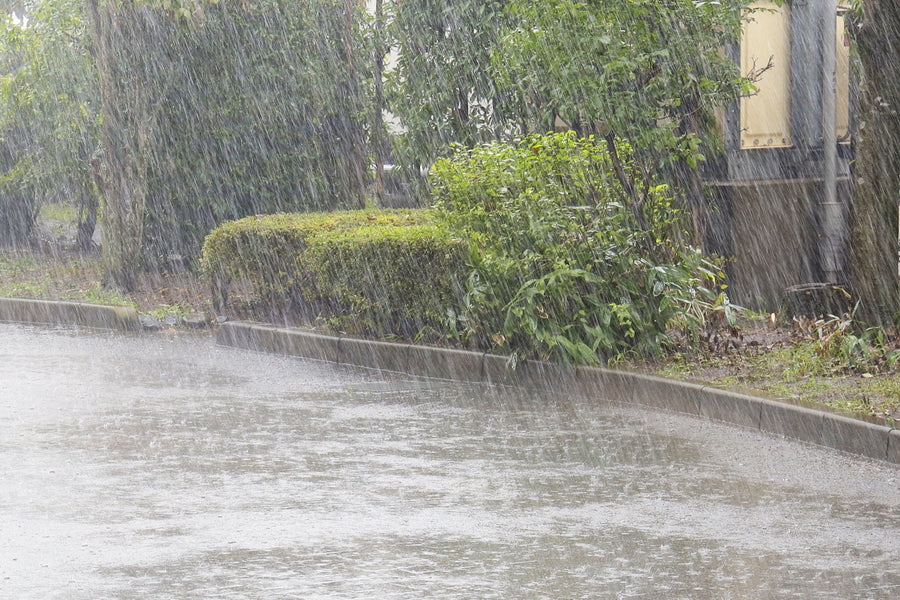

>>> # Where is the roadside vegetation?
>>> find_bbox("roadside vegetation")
[7,164,898,425]
[5,233,898,424]
[0,201,207,315]
[429,132,730,365]
[642,312,900,423]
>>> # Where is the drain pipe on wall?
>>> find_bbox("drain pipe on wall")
[821,0,842,283]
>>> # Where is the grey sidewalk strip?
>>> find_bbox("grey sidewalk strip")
[216,321,899,465]
[0,297,140,331]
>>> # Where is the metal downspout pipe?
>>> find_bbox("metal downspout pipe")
[821,0,842,283]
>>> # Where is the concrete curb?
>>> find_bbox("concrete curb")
[217,321,899,465]
[0,297,141,332]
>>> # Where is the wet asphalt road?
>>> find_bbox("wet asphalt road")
[1,323,898,599]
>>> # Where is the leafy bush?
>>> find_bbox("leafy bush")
[431,131,725,364]
[201,209,465,336]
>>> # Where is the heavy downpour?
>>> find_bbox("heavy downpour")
[0,0,898,598]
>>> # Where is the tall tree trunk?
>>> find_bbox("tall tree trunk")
[87,0,149,291]
[373,0,386,204]
[75,146,99,252]
[850,0,900,325]
[342,0,366,209]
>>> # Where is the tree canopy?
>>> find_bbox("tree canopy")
[0,0,99,246]
[0,0,825,294]
[389,0,754,243]
[85,0,372,287]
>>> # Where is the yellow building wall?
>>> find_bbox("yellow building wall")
[740,1,853,149]
[741,1,793,149]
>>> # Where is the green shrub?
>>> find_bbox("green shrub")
[201,208,465,337]
[303,224,466,336]
[431,131,725,364]
[202,212,319,312]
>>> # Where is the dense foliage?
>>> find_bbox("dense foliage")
[386,0,511,170]
[1,0,756,284]
[389,0,755,240]
[87,0,372,285]
[302,222,465,337]
[203,133,729,363]
[432,132,727,364]
[4,0,760,361]
[202,209,465,337]
[499,0,752,243]
[1,0,374,273]
[0,0,99,246]
[141,0,371,263]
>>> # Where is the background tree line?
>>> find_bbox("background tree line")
[2,0,371,289]
[0,0,897,323]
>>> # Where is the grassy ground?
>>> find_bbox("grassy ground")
[3,203,897,426]
[625,317,900,425]
[0,247,209,318]
[1,203,210,319]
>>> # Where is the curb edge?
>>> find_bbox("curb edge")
[216,321,898,465]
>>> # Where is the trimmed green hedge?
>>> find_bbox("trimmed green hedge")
[201,209,466,337]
